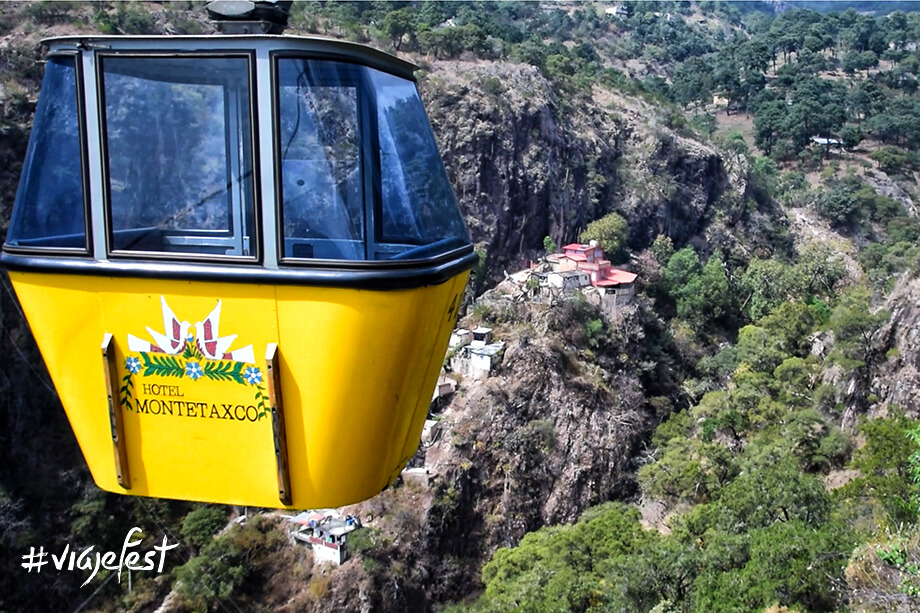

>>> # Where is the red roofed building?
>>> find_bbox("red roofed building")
[595,268,638,287]
[550,241,637,291]
[540,241,638,309]
[562,242,603,263]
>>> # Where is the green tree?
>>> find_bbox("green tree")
[759,300,820,357]
[841,414,919,526]
[477,503,651,612]
[739,258,794,321]
[382,9,416,51]
[662,246,701,297]
[839,125,863,150]
[817,183,862,229]
[794,241,847,298]
[841,49,861,74]
[181,505,229,550]
[830,286,888,368]
[678,254,732,326]
[579,212,628,261]
[785,77,847,152]
[671,57,714,105]
[603,536,701,611]
[736,325,786,374]
[175,517,285,611]
[753,99,788,156]
[694,519,854,612]
[858,50,880,77]
[639,435,738,503]
[651,234,674,265]
[870,145,909,174]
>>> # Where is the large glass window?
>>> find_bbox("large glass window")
[371,70,468,260]
[101,56,256,258]
[277,60,364,260]
[276,58,469,262]
[6,56,86,251]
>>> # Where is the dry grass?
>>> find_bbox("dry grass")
[713,109,758,152]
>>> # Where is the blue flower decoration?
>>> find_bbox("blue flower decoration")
[125,356,141,374]
[185,361,204,381]
[244,366,263,385]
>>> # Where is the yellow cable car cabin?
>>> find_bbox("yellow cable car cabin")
[1,31,475,509]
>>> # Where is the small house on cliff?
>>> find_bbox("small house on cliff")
[449,326,505,379]
[290,511,361,566]
[545,241,637,309]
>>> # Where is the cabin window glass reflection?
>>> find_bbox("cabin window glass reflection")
[101,56,256,258]
[278,60,364,261]
[7,56,86,251]
[370,71,469,260]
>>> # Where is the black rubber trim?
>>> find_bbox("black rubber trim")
[0,248,477,290]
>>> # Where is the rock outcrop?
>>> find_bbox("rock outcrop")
[873,274,920,414]
[422,60,732,284]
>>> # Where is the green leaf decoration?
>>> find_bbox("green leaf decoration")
[120,372,134,412]
[203,360,246,384]
[141,353,185,378]
[182,343,203,360]
[254,384,269,421]
[126,349,268,422]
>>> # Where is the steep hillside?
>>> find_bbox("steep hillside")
[874,274,920,411]
[422,58,764,289]
[236,297,677,613]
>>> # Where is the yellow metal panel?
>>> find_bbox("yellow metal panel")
[9,270,465,509]
[8,272,110,485]
[274,274,463,508]
[392,273,468,480]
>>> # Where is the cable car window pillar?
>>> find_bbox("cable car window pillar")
[226,84,245,257]
[359,73,377,262]
[256,46,278,269]
[82,49,108,261]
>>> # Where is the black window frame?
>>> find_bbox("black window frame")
[271,53,472,268]
[272,52,381,267]
[96,50,262,264]
[3,52,92,257]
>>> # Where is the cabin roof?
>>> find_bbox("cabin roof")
[42,34,418,79]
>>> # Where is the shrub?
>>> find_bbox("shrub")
[181,505,229,550]
[21,1,78,24]
[871,146,910,174]
[481,76,504,95]
[580,212,628,261]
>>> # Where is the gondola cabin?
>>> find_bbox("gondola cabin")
[1,32,475,509]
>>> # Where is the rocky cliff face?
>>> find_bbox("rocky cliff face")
[424,62,622,256]
[431,320,650,541]
[873,274,920,413]
[421,60,732,282]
